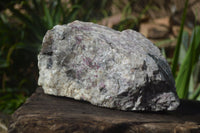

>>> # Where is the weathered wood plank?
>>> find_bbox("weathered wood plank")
[9,88,200,133]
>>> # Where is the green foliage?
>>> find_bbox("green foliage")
[171,0,189,77]
[0,0,111,114]
[176,26,200,99]
[113,0,151,31]
[0,89,26,114]
[170,0,200,100]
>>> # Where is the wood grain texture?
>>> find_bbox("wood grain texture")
[9,88,200,133]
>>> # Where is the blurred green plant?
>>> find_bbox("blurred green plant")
[175,26,200,99]
[113,0,151,31]
[0,0,111,114]
[170,0,200,100]
[171,0,189,77]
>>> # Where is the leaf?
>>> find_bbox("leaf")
[84,8,93,21]
[64,5,81,23]
[0,61,9,68]
[23,2,46,35]
[171,0,189,77]
[122,2,131,19]
[52,0,63,25]
[0,92,26,114]
[9,7,42,41]
[176,26,200,99]
[155,38,175,47]
[178,31,188,65]
[6,44,16,65]
[42,0,53,29]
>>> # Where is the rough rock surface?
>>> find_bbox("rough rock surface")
[38,20,179,111]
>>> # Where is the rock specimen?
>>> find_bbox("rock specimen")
[38,20,180,111]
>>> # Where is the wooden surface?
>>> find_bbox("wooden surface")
[9,88,200,133]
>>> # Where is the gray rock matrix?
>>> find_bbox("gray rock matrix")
[38,20,180,111]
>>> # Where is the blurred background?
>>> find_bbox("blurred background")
[0,0,200,115]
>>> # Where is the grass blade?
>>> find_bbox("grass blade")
[6,45,16,65]
[53,0,62,25]
[42,0,53,29]
[9,7,42,41]
[64,5,81,23]
[176,26,200,98]
[171,0,189,77]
